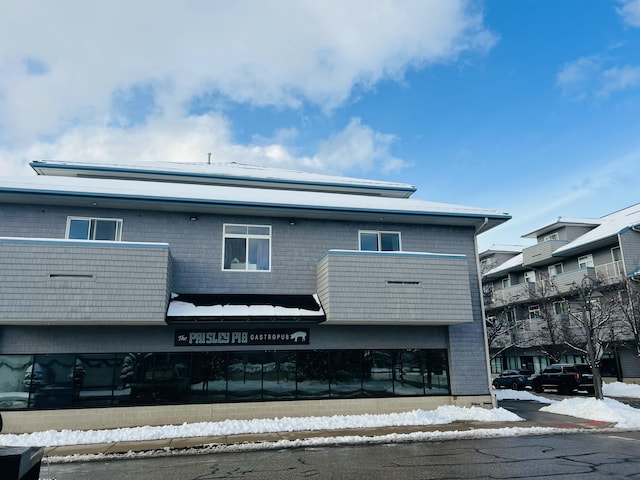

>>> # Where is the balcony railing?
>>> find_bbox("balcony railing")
[595,260,625,284]
[487,282,536,308]
[0,237,172,325]
[551,267,597,294]
[317,250,474,325]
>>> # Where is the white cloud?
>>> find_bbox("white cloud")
[556,55,640,99]
[306,118,407,174]
[0,1,495,146]
[599,65,640,97]
[617,0,640,27]
[556,56,602,99]
[0,114,404,177]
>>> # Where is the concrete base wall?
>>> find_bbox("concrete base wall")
[1,395,494,434]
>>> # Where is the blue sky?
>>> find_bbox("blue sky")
[1,1,639,251]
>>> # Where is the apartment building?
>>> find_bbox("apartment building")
[482,205,640,380]
[0,160,510,433]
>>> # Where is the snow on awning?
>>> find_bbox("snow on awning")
[167,294,325,323]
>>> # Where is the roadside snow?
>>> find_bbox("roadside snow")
[603,381,640,398]
[540,397,640,429]
[493,389,555,403]
[0,405,522,448]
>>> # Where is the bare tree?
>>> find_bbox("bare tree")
[563,276,619,400]
[616,278,640,360]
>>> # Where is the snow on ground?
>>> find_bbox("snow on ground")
[1,382,639,451]
[603,381,640,398]
[540,397,640,429]
[493,389,555,403]
[0,405,522,448]
[496,381,640,429]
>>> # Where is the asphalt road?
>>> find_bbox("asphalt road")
[41,395,640,480]
[41,430,640,480]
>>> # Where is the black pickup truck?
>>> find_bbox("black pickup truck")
[531,363,596,395]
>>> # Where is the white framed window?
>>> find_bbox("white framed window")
[548,263,563,276]
[553,301,568,315]
[66,217,122,241]
[543,232,559,241]
[359,231,401,252]
[528,304,541,319]
[578,254,594,269]
[524,270,536,283]
[223,224,271,271]
[501,277,510,289]
[611,247,622,262]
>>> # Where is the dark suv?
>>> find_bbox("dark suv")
[531,363,596,395]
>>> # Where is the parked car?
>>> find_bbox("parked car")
[492,369,533,390]
[531,363,596,395]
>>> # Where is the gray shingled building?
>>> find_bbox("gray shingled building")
[0,160,510,433]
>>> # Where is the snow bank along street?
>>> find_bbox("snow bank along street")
[0,381,639,454]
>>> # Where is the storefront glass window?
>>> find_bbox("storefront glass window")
[329,350,362,398]
[0,349,450,410]
[262,351,297,400]
[362,350,393,397]
[423,350,449,394]
[0,355,33,409]
[393,350,424,395]
[227,352,264,401]
[296,351,329,398]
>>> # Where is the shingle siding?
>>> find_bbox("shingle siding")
[0,202,491,396]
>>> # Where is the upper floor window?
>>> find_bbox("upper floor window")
[501,277,510,289]
[223,224,271,271]
[553,301,568,315]
[543,232,559,241]
[611,247,622,262]
[359,231,401,252]
[66,217,122,241]
[549,263,563,276]
[524,270,536,283]
[528,304,541,319]
[578,254,594,269]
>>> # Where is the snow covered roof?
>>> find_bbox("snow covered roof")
[0,175,511,229]
[30,160,417,198]
[167,294,325,321]
[553,203,640,256]
[483,252,524,279]
[479,244,525,257]
[522,216,601,239]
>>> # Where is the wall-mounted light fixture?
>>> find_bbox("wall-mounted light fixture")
[288,219,296,226]
[190,216,198,222]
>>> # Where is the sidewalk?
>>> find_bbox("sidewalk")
[43,416,616,458]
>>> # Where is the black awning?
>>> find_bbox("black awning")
[166,293,325,323]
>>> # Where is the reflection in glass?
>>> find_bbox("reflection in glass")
[329,350,362,398]
[362,350,393,397]
[28,354,76,408]
[263,351,296,400]
[0,355,33,409]
[393,350,424,395]
[192,352,227,402]
[0,349,450,410]
[296,351,329,398]
[227,352,263,401]
[423,350,449,394]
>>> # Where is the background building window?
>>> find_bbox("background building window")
[223,224,271,271]
[359,231,401,251]
[578,254,594,269]
[548,263,563,276]
[66,217,122,241]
